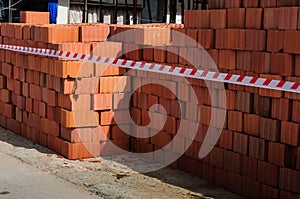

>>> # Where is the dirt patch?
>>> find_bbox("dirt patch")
[0,128,243,199]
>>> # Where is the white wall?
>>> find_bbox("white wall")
[57,0,69,24]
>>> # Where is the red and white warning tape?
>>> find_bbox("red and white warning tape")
[1,44,300,94]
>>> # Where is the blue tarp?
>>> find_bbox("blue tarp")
[48,0,58,24]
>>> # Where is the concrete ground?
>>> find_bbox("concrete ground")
[0,152,100,199]
[0,127,244,199]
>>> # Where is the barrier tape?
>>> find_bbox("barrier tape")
[1,44,300,94]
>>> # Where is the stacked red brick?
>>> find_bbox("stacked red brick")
[0,3,299,198]
[0,22,130,159]
[177,1,300,198]
[123,1,300,199]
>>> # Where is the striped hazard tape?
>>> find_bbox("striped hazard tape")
[1,44,300,94]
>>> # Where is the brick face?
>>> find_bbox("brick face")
[257,161,279,187]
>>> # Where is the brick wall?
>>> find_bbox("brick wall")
[0,2,300,198]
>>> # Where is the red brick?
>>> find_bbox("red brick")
[215,29,227,49]
[251,52,270,73]
[279,168,299,193]
[79,24,109,42]
[244,114,260,136]
[236,51,252,71]
[241,156,257,179]
[297,147,300,170]
[249,137,266,160]
[94,93,112,110]
[243,0,259,7]
[242,177,261,199]
[61,141,100,160]
[267,30,284,52]
[210,9,227,29]
[245,30,266,51]
[166,46,179,64]
[154,47,167,63]
[260,0,276,7]
[123,43,142,60]
[20,11,49,24]
[111,125,131,140]
[245,8,263,29]
[186,29,197,47]
[271,98,290,121]
[218,50,236,70]
[208,0,225,9]
[277,0,298,7]
[92,41,122,58]
[253,94,271,117]
[281,121,300,146]
[61,127,94,143]
[284,78,300,99]
[99,76,130,94]
[224,150,241,173]
[60,109,99,128]
[228,111,243,132]
[278,7,298,30]
[184,10,210,29]
[151,131,173,149]
[214,167,226,187]
[292,100,300,122]
[264,8,280,29]
[235,91,252,113]
[259,74,282,98]
[1,63,13,78]
[225,0,242,8]
[260,117,280,141]
[199,105,210,125]
[143,47,153,62]
[233,132,248,155]
[42,88,56,107]
[270,53,293,76]
[218,130,233,150]
[41,25,79,43]
[226,172,242,194]
[227,8,245,28]
[268,142,285,166]
[228,29,246,50]
[197,29,215,49]
[202,163,215,183]
[257,161,279,187]
[0,89,11,103]
[134,27,171,45]
[284,30,300,54]
[208,147,223,168]
[280,190,299,199]
[294,55,300,76]
[261,184,279,199]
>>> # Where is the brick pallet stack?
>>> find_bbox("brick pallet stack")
[0,2,299,198]
[128,1,300,199]
[0,22,132,159]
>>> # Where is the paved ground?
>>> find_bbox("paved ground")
[0,153,100,199]
[0,127,244,199]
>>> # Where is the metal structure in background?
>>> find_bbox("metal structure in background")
[132,0,137,24]
[169,0,176,23]
[99,0,103,22]
[8,0,12,22]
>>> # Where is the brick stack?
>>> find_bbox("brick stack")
[0,22,131,159]
[128,2,299,199]
[20,11,50,24]
[0,4,299,198]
